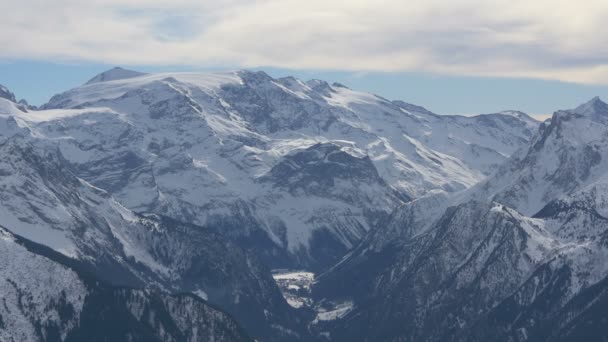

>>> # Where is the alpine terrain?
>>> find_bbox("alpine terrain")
[1,68,606,341]
[313,96,608,341]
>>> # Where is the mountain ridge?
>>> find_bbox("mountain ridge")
[311,95,608,341]
[31,68,540,270]
[8,69,605,341]
[0,224,254,342]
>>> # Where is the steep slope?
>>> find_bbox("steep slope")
[0,225,252,342]
[471,96,608,216]
[313,97,608,341]
[0,84,16,102]
[314,201,561,341]
[315,198,608,341]
[0,104,307,341]
[0,73,567,341]
[256,142,407,268]
[464,204,608,342]
[33,69,537,270]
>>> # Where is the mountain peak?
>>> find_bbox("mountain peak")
[236,69,272,84]
[573,96,608,118]
[0,84,16,102]
[85,67,146,85]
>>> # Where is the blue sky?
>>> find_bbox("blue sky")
[2,60,606,117]
[1,1,608,117]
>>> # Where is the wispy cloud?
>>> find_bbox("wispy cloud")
[2,0,608,84]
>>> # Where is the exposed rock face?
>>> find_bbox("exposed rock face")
[0,68,549,341]
[0,226,253,342]
[36,68,537,270]
[470,97,608,216]
[313,97,608,342]
[0,84,16,102]
[0,111,307,341]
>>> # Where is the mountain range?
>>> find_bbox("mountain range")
[0,67,606,341]
[313,96,608,341]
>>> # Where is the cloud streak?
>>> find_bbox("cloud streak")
[2,0,608,84]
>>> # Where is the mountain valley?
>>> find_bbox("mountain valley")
[1,68,607,341]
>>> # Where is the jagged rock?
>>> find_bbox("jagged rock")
[0,226,252,342]
[312,97,608,341]
[37,68,537,270]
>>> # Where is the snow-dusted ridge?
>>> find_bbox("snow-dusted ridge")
[0,224,253,342]
[0,73,551,341]
[0,97,307,341]
[313,96,608,342]
[24,68,539,270]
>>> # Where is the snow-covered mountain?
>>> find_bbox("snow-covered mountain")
[0,85,34,110]
[0,225,252,342]
[32,68,537,270]
[0,84,16,102]
[471,96,608,215]
[0,71,546,341]
[0,96,307,341]
[312,97,608,341]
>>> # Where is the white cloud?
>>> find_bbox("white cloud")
[2,0,608,84]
